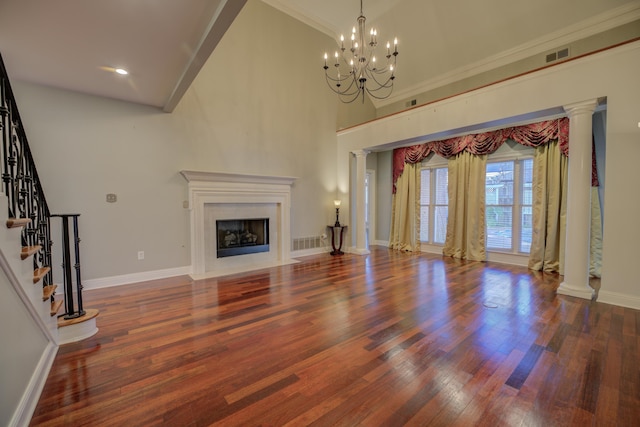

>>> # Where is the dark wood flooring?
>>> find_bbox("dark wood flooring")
[30,247,640,426]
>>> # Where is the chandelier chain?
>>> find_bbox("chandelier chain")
[323,0,398,103]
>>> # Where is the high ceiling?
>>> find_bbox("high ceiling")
[1,0,638,112]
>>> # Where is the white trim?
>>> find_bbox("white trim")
[57,319,99,345]
[376,3,640,108]
[260,0,337,38]
[487,252,529,267]
[372,240,390,247]
[420,243,443,255]
[10,342,58,427]
[180,170,296,187]
[181,170,296,277]
[190,259,299,280]
[82,266,191,290]
[557,283,595,301]
[597,290,640,311]
[292,247,330,258]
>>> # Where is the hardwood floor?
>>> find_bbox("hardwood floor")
[30,247,639,426]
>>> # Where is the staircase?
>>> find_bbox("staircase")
[1,53,98,425]
[0,54,98,342]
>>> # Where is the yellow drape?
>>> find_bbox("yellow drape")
[389,162,420,251]
[590,187,603,278]
[528,140,568,273]
[443,152,487,261]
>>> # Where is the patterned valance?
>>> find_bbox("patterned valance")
[393,118,571,193]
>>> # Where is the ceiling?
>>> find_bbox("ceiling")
[1,0,638,112]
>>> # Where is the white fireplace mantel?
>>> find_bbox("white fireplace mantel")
[180,170,297,279]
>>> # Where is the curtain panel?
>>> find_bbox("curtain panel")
[442,152,487,261]
[392,118,570,192]
[389,116,602,271]
[389,163,421,251]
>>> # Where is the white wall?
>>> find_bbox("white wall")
[0,252,51,426]
[10,1,339,284]
[337,41,640,309]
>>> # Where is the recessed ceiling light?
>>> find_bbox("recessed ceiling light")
[115,68,128,75]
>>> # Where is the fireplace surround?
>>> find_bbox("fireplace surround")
[181,170,297,279]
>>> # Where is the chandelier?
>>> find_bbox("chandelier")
[323,0,398,103]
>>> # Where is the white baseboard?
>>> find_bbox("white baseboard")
[82,266,192,290]
[189,259,300,280]
[10,342,57,427]
[597,290,640,310]
[373,240,390,247]
[291,247,330,258]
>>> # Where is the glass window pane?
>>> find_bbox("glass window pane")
[521,159,533,205]
[420,169,430,205]
[486,161,514,205]
[486,206,512,249]
[435,168,448,205]
[420,206,429,242]
[434,206,448,244]
[520,206,532,253]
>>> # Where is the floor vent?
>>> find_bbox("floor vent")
[292,236,326,251]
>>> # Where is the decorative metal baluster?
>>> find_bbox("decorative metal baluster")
[1,54,54,289]
[72,215,83,314]
[53,214,84,319]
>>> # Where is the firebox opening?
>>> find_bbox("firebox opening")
[216,218,269,258]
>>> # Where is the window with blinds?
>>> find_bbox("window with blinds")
[420,167,448,244]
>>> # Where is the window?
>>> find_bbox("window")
[419,144,531,254]
[486,161,514,250]
[520,159,533,253]
[485,157,533,253]
[420,167,448,244]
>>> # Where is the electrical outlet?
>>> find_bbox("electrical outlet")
[106,193,117,203]
[138,251,144,260]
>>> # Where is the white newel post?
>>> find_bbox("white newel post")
[352,149,370,255]
[557,99,598,300]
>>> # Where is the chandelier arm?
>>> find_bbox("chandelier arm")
[322,0,398,104]
[324,72,360,97]
[363,70,394,90]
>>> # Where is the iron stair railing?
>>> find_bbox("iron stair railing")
[0,54,53,288]
[1,53,86,320]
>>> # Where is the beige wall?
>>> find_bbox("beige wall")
[338,41,640,309]
[11,1,339,282]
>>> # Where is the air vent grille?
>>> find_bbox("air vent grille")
[546,47,570,63]
[292,236,326,251]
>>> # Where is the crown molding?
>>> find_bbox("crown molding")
[374,3,640,109]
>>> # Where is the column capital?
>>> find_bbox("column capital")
[563,99,598,117]
[351,149,369,158]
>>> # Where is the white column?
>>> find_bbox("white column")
[557,99,598,300]
[352,149,370,255]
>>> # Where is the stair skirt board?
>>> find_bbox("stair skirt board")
[57,308,99,345]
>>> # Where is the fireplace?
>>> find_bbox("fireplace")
[180,170,297,279]
[216,218,269,258]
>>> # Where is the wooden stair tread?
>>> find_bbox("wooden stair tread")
[33,266,51,284]
[6,218,31,229]
[42,284,57,301]
[50,299,64,316]
[21,245,42,260]
[57,308,99,327]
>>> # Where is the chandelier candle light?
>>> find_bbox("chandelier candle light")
[323,0,398,103]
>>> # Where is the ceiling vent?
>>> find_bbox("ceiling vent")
[546,47,570,63]
[405,99,417,107]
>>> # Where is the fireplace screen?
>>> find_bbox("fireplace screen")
[216,218,269,258]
